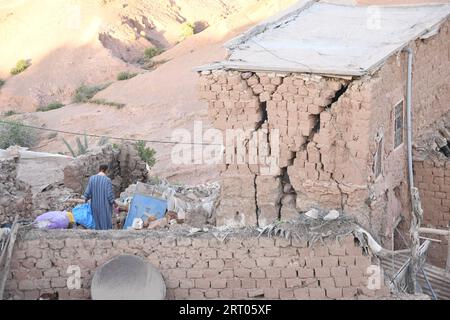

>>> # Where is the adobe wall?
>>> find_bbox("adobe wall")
[366,18,449,247]
[0,156,33,224]
[5,229,390,300]
[63,143,148,196]
[197,18,449,246]
[413,158,450,267]
[199,70,375,229]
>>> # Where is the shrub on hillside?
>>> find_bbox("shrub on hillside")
[0,121,37,149]
[181,22,195,38]
[135,140,156,168]
[62,135,89,157]
[2,110,18,117]
[117,71,137,81]
[72,84,110,103]
[37,102,65,112]
[144,47,163,60]
[0,79,5,89]
[10,59,30,75]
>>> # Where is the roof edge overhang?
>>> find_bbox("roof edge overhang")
[194,8,450,79]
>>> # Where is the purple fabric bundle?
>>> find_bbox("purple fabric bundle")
[35,211,70,229]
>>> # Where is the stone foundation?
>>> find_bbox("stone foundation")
[5,229,390,300]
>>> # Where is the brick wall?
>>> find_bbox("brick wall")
[414,158,450,267]
[199,70,377,230]
[6,230,390,300]
[365,19,450,246]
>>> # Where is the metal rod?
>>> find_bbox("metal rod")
[421,267,438,300]
[405,47,414,195]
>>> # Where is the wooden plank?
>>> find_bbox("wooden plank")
[0,216,19,300]
[419,227,450,236]
[446,225,450,273]
[419,236,442,243]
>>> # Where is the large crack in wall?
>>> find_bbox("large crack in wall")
[199,70,377,229]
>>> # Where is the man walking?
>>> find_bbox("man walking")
[84,164,115,230]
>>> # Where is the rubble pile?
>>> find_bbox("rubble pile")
[413,111,450,161]
[0,156,33,224]
[120,180,221,228]
[32,182,81,216]
[257,209,357,245]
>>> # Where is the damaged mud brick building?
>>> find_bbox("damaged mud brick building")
[0,143,148,224]
[413,122,450,268]
[197,2,450,251]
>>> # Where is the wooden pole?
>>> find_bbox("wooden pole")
[446,224,450,273]
[419,227,450,236]
[0,216,19,300]
[407,187,423,294]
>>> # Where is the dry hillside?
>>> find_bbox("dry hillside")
[0,0,297,183]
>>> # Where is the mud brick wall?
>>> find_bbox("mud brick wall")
[63,143,148,196]
[197,18,449,247]
[5,230,390,300]
[366,18,450,246]
[414,159,450,268]
[199,69,391,238]
[0,156,33,224]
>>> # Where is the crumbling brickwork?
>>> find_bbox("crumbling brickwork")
[6,230,389,300]
[199,69,386,234]
[198,18,449,247]
[414,158,450,267]
[365,18,450,247]
[63,144,148,196]
[0,156,33,224]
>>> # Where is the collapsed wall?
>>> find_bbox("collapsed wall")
[5,229,390,300]
[1,143,148,223]
[0,156,33,224]
[63,143,148,196]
